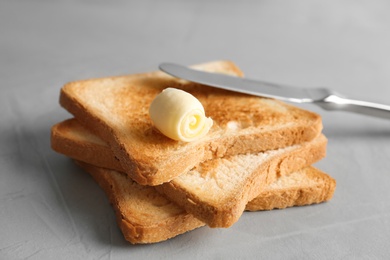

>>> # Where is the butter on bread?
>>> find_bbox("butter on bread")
[149,87,213,142]
[51,118,328,228]
[59,60,323,185]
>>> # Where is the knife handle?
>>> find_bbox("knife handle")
[315,93,390,120]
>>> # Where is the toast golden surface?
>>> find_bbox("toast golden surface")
[52,118,327,228]
[59,60,323,185]
[75,161,335,244]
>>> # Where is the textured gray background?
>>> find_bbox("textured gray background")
[1,1,390,259]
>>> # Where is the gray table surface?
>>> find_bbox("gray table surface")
[2,1,390,259]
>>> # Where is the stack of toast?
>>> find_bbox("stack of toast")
[51,60,336,244]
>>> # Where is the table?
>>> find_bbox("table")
[1,1,390,259]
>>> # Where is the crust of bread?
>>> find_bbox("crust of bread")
[75,161,335,244]
[51,118,124,172]
[59,60,322,185]
[245,167,336,211]
[75,161,205,244]
[52,118,327,228]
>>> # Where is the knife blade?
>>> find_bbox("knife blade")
[159,62,390,120]
[159,62,319,103]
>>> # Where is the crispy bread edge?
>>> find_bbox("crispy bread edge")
[75,161,205,244]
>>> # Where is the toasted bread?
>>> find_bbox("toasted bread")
[74,161,204,244]
[156,134,327,227]
[51,118,327,228]
[59,60,323,185]
[75,161,335,244]
[246,167,336,211]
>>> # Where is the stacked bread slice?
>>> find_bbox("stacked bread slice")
[51,61,336,244]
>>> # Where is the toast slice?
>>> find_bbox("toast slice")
[74,161,204,244]
[156,134,327,227]
[59,60,323,185]
[52,118,327,227]
[245,167,336,211]
[75,161,335,244]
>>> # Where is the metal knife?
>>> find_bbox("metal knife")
[160,63,390,120]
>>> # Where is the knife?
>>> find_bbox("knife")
[159,63,390,120]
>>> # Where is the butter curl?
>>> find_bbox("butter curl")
[149,88,213,142]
